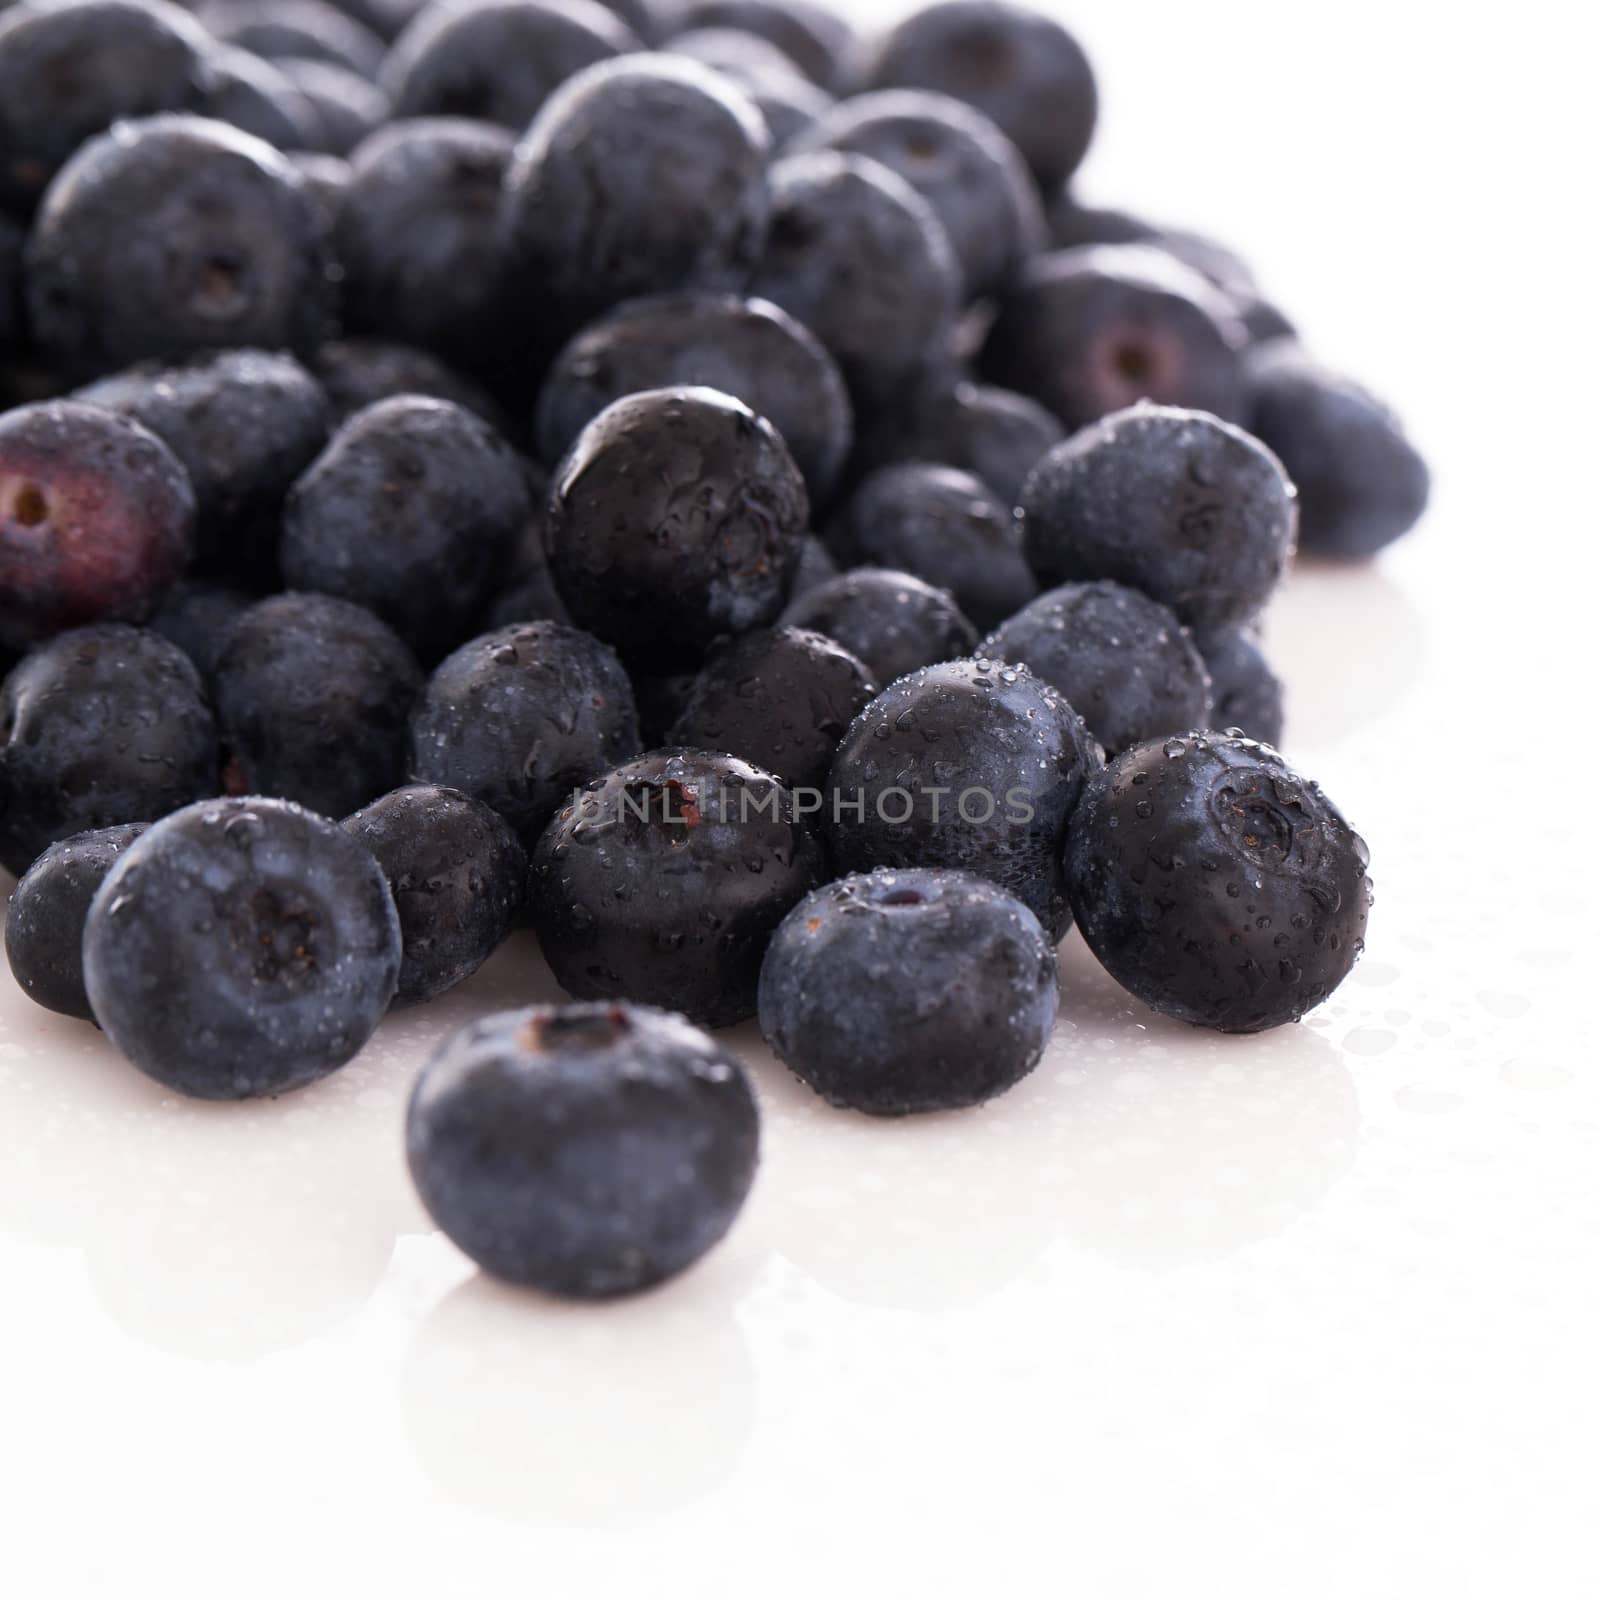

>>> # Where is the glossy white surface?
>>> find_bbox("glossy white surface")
[5,4,1596,1595]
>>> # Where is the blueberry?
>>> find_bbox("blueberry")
[310,338,507,432]
[281,397,530,661]
[407,620,641,841]
[866,0,1097,189]
[406,1001,759,1295]
[677,0,857,90]
[736,69,834,147]
[535,292,853,502]
[147,579,252,676]
[287,151,353,227]
[789,90,1043,300]
[383,0,636,129]
[499,55,770,330]
[76,349,329,584]
[343,783,526,1005]
[0,400,196,650]
[827,462,1037,630]
[1198,628,1284,748]
[546,386,810,672]
[331,117,515,373]
[274,54,392,154]
[210,592,422,817]
[0,0,211,216]
[193,47,326,151]
[789,531,839,599]
[982,245,1249,432]
[669,25,807,85]
[200,0,387,80]
[782,566,977,686]
[982,580,1212,754]
[481,545,571,630]
[82,796,402,1097]
[748,151,960,403]
[1065,732,1372,1032]
[0,624,218,877]
[1018,403,1298,634]
[5,823,147,1019]
[894,380,1065,506]
[529,748,826,1026]
[669,625,877,789]
[1245,341,1430,560]
[25,114,333,379]
[826,657,1101,940]
[758,867,1057,1114]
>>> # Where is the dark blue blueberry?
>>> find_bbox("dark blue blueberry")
[5,822,147,1019]
[200,0,388,80]
[789,531,839,598]
[335,119,516,377]
[335,0,429,43]
[281,396,530,660]
[898,380,1065,506]
[759,867,1057,1114]
[782,566,976,686]
[193,46,325,150]
[669,624,877,789]
[826,657,1101,940]
[1018,402,1297,634]
[0,400,196,650]
[274,54,392,153]
[210,592,422,817]
[678,0,856,90]
[406,1001,760,1295]
[981,244,1249,432]
[481,544,572,630]
[669,24,805,84]
[1198,628,1284,748]
[1246,341,1430,560]
[407,620,641,841]
[529,747,826,1026]
[147,579,252,676]
[288,152,352,230]
[827,462,1036,629]
[748,150,960,404]
[737,68,833,146]
[0,0,211,216]
[343,783,526,1005]
[25,114,333,379]
[982,579,1212,754]
[82,795,402,1096]
[535,292,853,501]
[383,0,636,129]
[866,0,1097,189]
[546,386,810,672]
[76,348,329,584]
[499,55,770,331]
[0,624,219,876]
[1065,731,1372,1032]
[789,89,1043,300]
[310,338,508,432]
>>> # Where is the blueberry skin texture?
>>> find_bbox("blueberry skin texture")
[1020,404,1297,636]
[982,580,1213,756]
[669,625,877,790]
[781,567,977,687]
[826,658,1101,940]
[383,0,637,128]
[82,796,402,1097]
[193,46,326,151]
[0,401,196,650]
[4,823,146,1019]
[535,292,853,503]
[1065,732,1372,1033]
[210,592,422,819]
[76,349,330,580]
[1199,628,1284,749]
[866,0,1097,190]
[281,397,530,661]
[335,119,516,374]
[24,114,333,380]
[982,245,1249,433]
[0,0,211,216]
[0,625,219,877]
[406,1002,760,1296]
[788,89,1043,300]
[530,748,827,1027]
[828,462,1037,631]
[201,0,388,79]
[407,620,641,841]
[679,0,856,90]
[310,339,506,432]
[546,386,810,673]
[499,55,771,329]
[147,580,252,677]
[275,55,392,154]
[759,867,1057,1115]
[1246,342,1431,560]
[748,151,960,404]
[899,381,1064,507]
[343,783,526,1005]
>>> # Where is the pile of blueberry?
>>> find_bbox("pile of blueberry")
[1,0,1425,1300]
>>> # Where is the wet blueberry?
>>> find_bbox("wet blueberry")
[782,566,977,686]
[1198,628,1284,748]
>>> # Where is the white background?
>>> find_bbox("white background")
[4,3,1598,1596]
